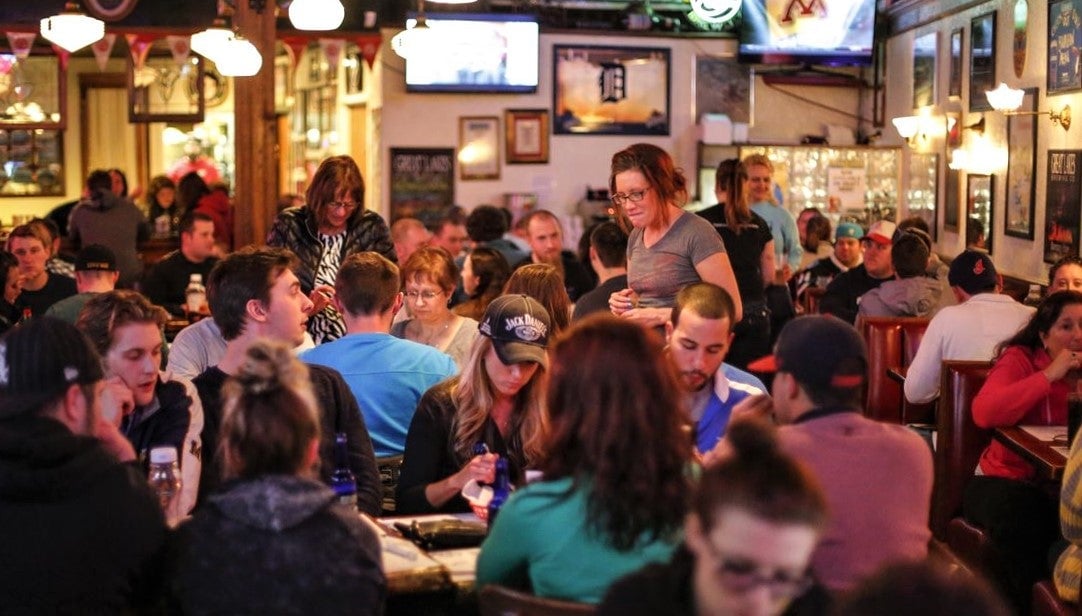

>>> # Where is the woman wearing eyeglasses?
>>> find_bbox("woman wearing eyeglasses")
[391,246,479,371]
[597,418,829,616]
[607,143,743,329]
[267,155,396,344]
[477,315,690,604]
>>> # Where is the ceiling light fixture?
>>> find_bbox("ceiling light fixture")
[288,0,345,31]
[40,1,105,53]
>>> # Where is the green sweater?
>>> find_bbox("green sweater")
[475,476,679,604]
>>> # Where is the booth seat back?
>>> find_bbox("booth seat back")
[859,316,931,424]
[931,360,993,540]
[479,585,596,616]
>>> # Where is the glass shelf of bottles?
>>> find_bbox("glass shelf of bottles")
[697,143,901,225]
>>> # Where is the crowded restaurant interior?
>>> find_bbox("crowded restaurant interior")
[4,0,1082,614]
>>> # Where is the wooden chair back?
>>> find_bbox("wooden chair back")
[478,585,597,616]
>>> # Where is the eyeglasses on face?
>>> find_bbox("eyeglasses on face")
[610,187,651,207]
[328,200,358,213]
[405,289,444,302]
[711,552,813,599]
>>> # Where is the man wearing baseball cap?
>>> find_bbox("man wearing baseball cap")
[0,317,166,612]
[904,250,1034,405]
[791,221,865,308]
[44,243,120,324]
[746,315,932,591]
[820,220,896,323]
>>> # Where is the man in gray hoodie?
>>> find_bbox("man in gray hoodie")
[68,169,150,288]
[857,231,944,319]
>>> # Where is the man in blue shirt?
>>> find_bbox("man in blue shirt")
[301,252,457,458]
[667,282,765,455]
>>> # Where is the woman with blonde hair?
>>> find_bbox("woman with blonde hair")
[397,295,551,514]
[392,246,479,370]
[171,339,385,614]
[505,262,572,335]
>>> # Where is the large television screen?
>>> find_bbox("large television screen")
[404,13,539,93]
[739,0,877,66]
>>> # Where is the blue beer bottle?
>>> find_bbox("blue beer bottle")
[330,432,357,509]
[487,458,510,529]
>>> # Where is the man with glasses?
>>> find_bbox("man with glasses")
[746,315,933,592]
[819,220,896,323]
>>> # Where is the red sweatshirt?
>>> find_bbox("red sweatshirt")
[972,345,1068,479]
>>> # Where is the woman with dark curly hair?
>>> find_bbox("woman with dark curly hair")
[504,262,572,335]
[477,314,690,604]
[454,247,510,321]
[267,155,396,344]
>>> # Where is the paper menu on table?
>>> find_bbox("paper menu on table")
[360,515,443,574]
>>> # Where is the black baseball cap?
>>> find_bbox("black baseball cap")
[74,244,117,272]
[0,317,104,419]
[478,294,552,367]
[747,315,867,390]
[948,250,998,295]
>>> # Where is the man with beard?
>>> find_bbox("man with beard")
[513,209,594,301]
[666,283,765,456]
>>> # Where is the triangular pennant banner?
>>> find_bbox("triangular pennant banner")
[6,32,36,59]
[165,35,191,67]
[50,44,70,72]
[356,34,381,70]
[125,33,155,71]
[319,38,345,75]
[91,33,117,71]
[281,36,309,70]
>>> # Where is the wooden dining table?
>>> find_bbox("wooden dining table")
[993,425,1070,481]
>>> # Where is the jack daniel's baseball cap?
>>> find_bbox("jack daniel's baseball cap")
[479,294,552,367]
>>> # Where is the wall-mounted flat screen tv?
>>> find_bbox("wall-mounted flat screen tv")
[739,0,876,66]
[404,13,540,93]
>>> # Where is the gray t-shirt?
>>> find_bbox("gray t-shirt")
[391,317,479,373]
[627,211,727,308]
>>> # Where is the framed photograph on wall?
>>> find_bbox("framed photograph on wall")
[1045,150,1082,263]
[967,174,995,253]
[913,32,938,109]
[504,109,549,164]
[969,12,997,112]
[1049,0,1082,94]
[553,45,670,136]
[1005,88,1038,239]
[907,153,939,241]
[695,56,752,124]
[944,169,961,233]
[389,147,454,224]
[949,29,963,98]
[458,116,499,181]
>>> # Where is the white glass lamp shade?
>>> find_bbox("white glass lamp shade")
[40,6,105,53]
[891,116,920,140]
[289,0,345,31]
[986,82,1025,112]
[191,26,233,61]
[214,36,263,77]
[391,21,433,59]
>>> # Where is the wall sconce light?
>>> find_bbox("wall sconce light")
[891,115,921,146]
[40,1,105,52]
[986,82,1071,131]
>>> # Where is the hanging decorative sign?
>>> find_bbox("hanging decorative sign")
[356,34,381,70]
[125,34,155,71]
[1013,0,1028,78]
[166,35,191,67]
[319,38,345,75]
[91,33,117,71]
[280,36,309,70]
[6,33,37,59]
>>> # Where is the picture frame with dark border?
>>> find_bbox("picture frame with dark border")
[1049,0,1082,94]
[389,147,455,224]
[966,173,994,253]
[944,169,961,233]
[504,109,549,164]
[969,12,997,112]
[913,32,937,109]
[1005,88,1038,240]
[907,152,939,241]
[458,116,500,181]
[1045,149,1082,263]
[553,45,670,136]
[694,55,752,125]
[949,29,963,98]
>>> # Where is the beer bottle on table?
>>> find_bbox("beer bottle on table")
[487,458,510,530]
[330,432,357,509]
[185,274,207,316]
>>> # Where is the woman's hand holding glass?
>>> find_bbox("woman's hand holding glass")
[456,452,499,489]
[1045,348,1082,383]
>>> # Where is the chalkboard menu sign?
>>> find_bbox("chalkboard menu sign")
[389,148,455,226]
